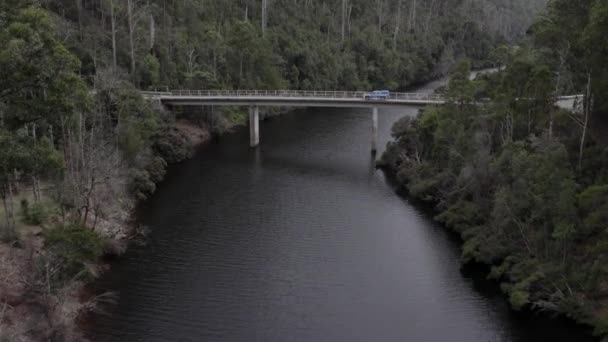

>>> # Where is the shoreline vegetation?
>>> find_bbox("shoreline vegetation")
[380,19,608,335]
[0,0,562,341]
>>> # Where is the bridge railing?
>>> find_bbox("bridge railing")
[142,89,445,102]
[141,90,580,104]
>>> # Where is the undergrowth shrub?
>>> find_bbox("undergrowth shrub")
[44,223,105,284]
[20,199,50,225]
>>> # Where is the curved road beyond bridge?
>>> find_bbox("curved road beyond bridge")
[142,90,583,151]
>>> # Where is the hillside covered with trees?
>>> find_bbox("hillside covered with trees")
[1,0,549,341]
[382,0,608,336]
[39,0,545,90]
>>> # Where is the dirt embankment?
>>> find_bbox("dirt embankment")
[174,120,212,147]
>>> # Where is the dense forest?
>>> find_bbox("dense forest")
[0,0,551,341]
[41,0,547,90]
[382,0,608,336]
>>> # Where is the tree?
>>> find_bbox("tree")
[0,130,25,239]
[582,1,608,118]
[0,6,89,130]
[140,54,161,88]
[262,0,268,36]
[447,60,475,105]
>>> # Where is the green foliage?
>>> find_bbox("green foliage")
[129,169,157,201]
[128,155,168,200]
[0,131,63,179]
[44,223,105,282]
[0,5,89,129]
[435,200,483,234]
[19,199,49,225]
[140,54,161,89]
[225,108,248,127]
[582,1,608,116]
[447,60,475,104]
[578,185,608,236]
[40,0,547,92]
[95,82,159,163]
[490,45,512,67]
[0,129,63,238]
[510,289,530,310]
[146,156,168,184]
[153,127,194,164]
[594,314,608,336]
[27,203,49,225]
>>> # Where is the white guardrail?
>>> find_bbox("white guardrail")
[140,90,446,101]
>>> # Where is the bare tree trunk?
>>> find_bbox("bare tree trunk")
[345,2,353,37]
[408,0,417,32]
[261,0,268,36]
[579,72,592,172]
[187,49,196,77]
[213,50,217,79]
[7,181,15,231]
[93,34,98,71]
[149,6,155,52]
[341,0,346,43]
[110,0,118,69]
[79,112,85,172]
[127,0,137,74]
[376,0,384,32]
[46,262,51,297]
[32,175,40,203]
[423,0,436,41]
[76,0,83,40]
[2,188,11,234]
[550,42,570,139]
[82,175,95,227]
[239,53,244,87]
[37,177,41,202]
[393,0,403,50]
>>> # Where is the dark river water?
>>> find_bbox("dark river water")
[88,87,597,341]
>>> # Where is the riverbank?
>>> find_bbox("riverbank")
[379,62,608,339]
[379,165,604,340]
[0,100,296,341]
[0,115,217,341]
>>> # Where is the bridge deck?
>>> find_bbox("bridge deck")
[142,90,446,107]
[142,90,584,110]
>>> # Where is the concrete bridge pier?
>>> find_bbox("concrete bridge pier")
[371,107,378,154]
[249,106,260,148]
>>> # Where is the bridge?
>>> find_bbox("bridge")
[142,90,584,152]
[141,90,446,107]
[142,90,445,152]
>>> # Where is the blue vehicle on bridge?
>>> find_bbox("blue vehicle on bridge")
[364,90,390,100]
